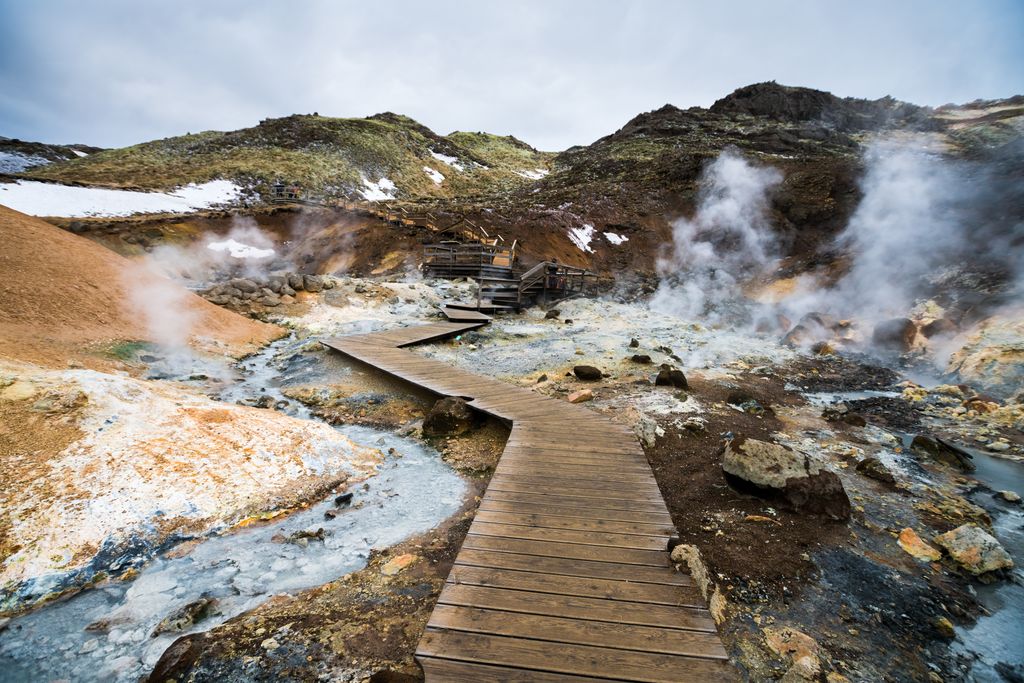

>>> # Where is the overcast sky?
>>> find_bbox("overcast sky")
[1,0,1022,151]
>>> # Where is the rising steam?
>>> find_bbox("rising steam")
[649,148,782,323]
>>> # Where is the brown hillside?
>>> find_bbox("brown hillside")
[0,205,282,368]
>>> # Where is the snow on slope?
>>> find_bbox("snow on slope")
[568,224,596,253]
[360,176,397,201]
[0,152,51,173]
[0,179,243,217]
[423,166,445,184]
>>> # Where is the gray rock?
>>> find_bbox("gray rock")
[260,295,281,307]
[934,524,1014,575]
[303,275,324,292]
[288,274,305,291]
[855,457,895,484]
[229,278,259,294]
[151,597,218,636]
[322,277,336,289]
[265,276,285,293]
[545,309,561,320]
[722,436,851,520]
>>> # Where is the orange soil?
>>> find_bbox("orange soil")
[0,205,283,368]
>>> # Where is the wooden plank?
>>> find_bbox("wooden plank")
[447,566,700,607]
[437,584,715,631]
[485,479,663,503]
[473,509,674,537]
[481,489,671,517]
[477,500,675,526]
[454,549,691,586]
[492,463,659,484]
[428,605,728,658]
[489,473,662,495]
[417,632,736,682]
[462,534,669,567]
[419,657,610,683]
[469,521,668,551]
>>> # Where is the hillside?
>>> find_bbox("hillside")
[0,136,103,173]
[0,205,281,368]
[22,113,553,201]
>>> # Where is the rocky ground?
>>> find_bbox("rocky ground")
[63,279,1010,683]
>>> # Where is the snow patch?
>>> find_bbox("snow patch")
[0,152,50,173]
[206,239,275,260]
[71,149,89,157]
[429,150,464,171]
[423,166,445,185]
[568,224,596,253]
[515,168,549,180]
[360,175,397,201]
[604,232,629,245]
[0,179,243,217]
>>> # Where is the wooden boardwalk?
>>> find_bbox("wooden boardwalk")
[323,321,735,682]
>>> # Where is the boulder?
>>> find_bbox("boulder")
[911,434,975,472]
[630,354,652,364]
[568,389,594,404]
[655,365,688,389]
[922,318,957,338]
[422,397,477,436]
[287,273,305,291]
[545,309,560,319]
[872,318,917,352]
[722,436,851,519]
[151,597,218,636]
[303,274,324,292]
[934,524,1014,575]
[260,295,281,307]
[265,276,285,293]
[573,365,603,381]
[855,457,895,484]
[229,278,259,294]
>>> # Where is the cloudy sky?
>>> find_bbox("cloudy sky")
[1,0,1022,151]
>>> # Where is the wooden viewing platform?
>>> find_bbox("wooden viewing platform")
[323,320,735,682]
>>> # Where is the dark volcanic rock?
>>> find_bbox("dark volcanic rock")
[422,396,477,436]
[573,365,603,381]
[655,365,688,388]
[630,354,652,364]
[911,434,975,472]
[151,597,218,637]
[856,457,896,484]
[872,318,917,352]
[303,274,324,292]
[545,309,560,319]
[921,318,958,338]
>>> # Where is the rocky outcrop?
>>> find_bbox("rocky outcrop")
[202,272,338,309]
[933,524,1014,575]
[872,318,918,353]
[721,436,851,520]
[654,364,688,388]
[422,397,477,436]
[910,434,975,472]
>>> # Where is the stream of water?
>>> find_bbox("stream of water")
[0,339,467,682]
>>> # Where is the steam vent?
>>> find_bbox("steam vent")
[1,3,1023,682]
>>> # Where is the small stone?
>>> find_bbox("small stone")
[997,490,1021,503]
[629,354,652,364]
[536,374,548,383]
[545,309,560,319]
[897,528,942,562]
[381,553,417,576]
[79,638,99,654]
[988,441,1011,453]
[629,338,640,348]
[855,457,895,484]
[335,492,353,507]
[261,637,280,651]
[654,365,688,389]
[568,389,594,404]
[935,616,956,639]
[573,365,603,381]
[423,397,477,436]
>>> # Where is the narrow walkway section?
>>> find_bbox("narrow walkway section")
[324,321,736,682]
